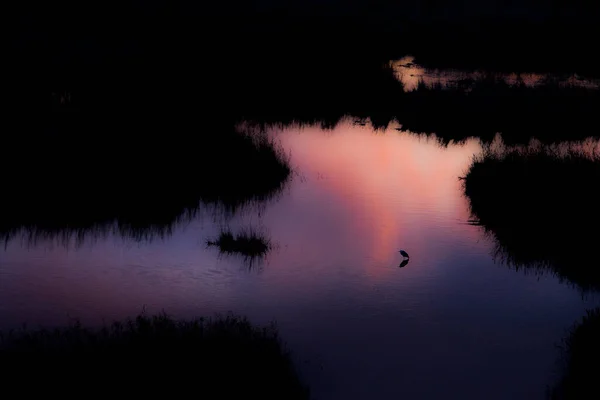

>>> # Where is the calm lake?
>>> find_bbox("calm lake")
[1,120,598,399]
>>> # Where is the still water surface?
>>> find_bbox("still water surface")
[1,121,598,399]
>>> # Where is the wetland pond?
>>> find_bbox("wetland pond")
[1,118,599,399]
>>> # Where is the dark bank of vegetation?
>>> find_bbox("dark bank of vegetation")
[395,76,600,145]
[207,229,272,261]
[0,313,309,399]
[0,122,291,244]
[6,3,320,244]
[552,308,600,400]
[463,145,600,290]
[243,72,600,145]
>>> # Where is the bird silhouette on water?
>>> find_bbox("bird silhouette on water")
[398,250,410,268]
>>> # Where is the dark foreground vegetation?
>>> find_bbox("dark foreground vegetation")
[207,229,272,262]
[464,145,600,290]
[552,308,600,399]
[0,313,308,399]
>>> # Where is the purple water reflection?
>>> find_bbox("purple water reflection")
[0,121,598,399]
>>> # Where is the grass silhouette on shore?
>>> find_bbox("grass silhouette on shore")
[552,308,600,399]
[0,313,309,399]
[0,125,291,244]
[238,70,600,145]
[463,142,600,290]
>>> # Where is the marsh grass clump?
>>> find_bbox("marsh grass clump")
[552,308,600,399]
[463,143,600,290]
[207,228,272,262]
[0,313,309,399]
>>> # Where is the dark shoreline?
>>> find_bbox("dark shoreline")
[0,313,309,399]
[463,145,600,291]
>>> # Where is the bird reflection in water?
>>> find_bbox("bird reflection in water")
[398,259,409,268]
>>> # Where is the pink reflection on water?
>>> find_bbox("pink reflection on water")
[0,121,487,327]
[269,120,483,280]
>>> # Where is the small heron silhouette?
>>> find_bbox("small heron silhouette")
[399,250,409,259]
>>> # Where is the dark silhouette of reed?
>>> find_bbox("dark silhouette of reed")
[463,144,600,291]
[551,308,600,399]
[0,313,309,399]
